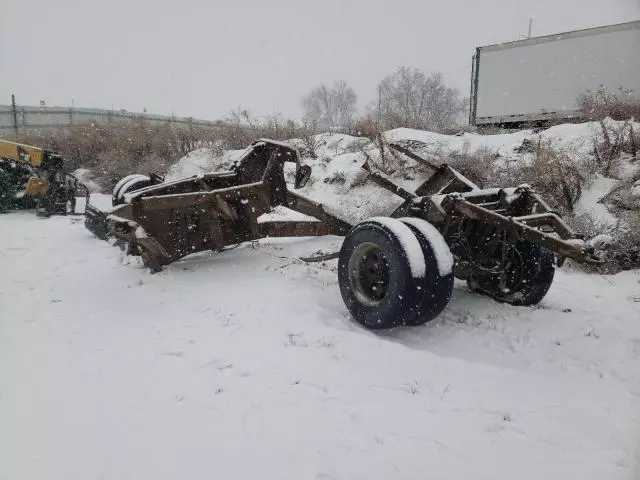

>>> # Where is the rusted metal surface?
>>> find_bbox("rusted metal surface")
[361,162,415,201]
[87,139,353,271]
[374,146,601,269]
[285,191,352,235]
[415,166,477,197]
[440,196,599,264]
[299,251,340,262]
[387,143,477,196]
[388,143,439,174]
[258,221,336,238]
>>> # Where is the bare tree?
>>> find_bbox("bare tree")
[333,80,357,129]
[302,80,357,131]
[374,67,466,132]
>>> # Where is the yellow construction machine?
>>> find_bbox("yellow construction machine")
[0,139,88,216]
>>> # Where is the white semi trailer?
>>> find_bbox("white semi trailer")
[469,20,640,127]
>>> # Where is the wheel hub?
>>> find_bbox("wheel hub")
[348,242,390,306]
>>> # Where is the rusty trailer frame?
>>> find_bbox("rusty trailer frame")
[85,139,351,272]
[84,137,602,327]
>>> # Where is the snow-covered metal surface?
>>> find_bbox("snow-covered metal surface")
[449,168,480,191]
[471,20,640,125]
[164,147,247,182]
[399,217,454,276]
[430,187,518,210]
[106,214,139,229]
[368,217,426,278]
[256,138,302,159]
[112,174,148,201]
[117,175,150,203]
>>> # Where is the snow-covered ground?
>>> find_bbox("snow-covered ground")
[1,211,640,479]
[576,174,620,226]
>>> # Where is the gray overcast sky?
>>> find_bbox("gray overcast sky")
[1,0,638,120]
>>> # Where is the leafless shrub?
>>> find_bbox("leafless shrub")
[350,116,379,139]
[215,112,253,149]
[343,137,371,154]
[9,121,222,188]
[521,142,592,214]
[324,170,347,184]
[577,86,640,121]
[449,141,593,214]
[595,121,627,175]
[9,109,327,190]
[593,120,639,177]
[297,122,320,159]
[259,115,300,141]
[629,123,638,159]
[514,138,540,154]
[601,177,640,211]
[487,161,525,188]
[350,169,370,188]
[571,211,640,273]
[567,211,611,241]
[607,213,640,271]
[219,109,314,147]
[356,126,413,176]
[448,144,499,187]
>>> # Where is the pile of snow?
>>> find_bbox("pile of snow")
[385,120,630,161]
[164,147,248,182]
[385,127,531,160]
[72,168,102,193]
[290,132,365,158]
[291,141,405,224]
[575,174,620,227]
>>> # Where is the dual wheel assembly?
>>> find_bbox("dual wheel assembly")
[337,217,555,329]
[338,217,455,329]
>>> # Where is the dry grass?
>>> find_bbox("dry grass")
[8,114,316,189]
[448,144,499,187]
[577,86,640,122]
[519,142,592,214]
[594,121,639,175]
[9,122,220,188]
[571,211,640,273]
[608,213,640,271]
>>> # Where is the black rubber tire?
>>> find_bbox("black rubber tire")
[399,218,454,326]
[467,240,555,307]
[112,174,149,206]
[338,218,450,329]
[112,175,151,206]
